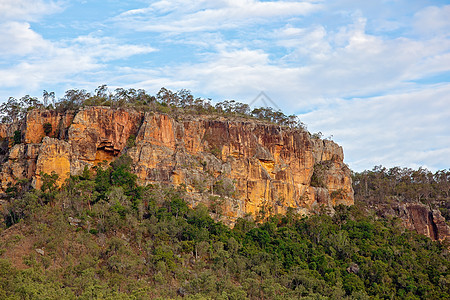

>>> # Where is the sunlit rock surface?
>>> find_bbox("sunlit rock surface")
[0,108,354,225]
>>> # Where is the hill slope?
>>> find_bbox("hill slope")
[0,165,448,299]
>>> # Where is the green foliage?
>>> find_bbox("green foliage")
[3,192,40,227]
[209,146,222,158]
[250,106,305,128]
[13,130,21,145]
[330,188,346,201]
[126,134,136,148]
[311,162,327,188]
[3,86,309,134]
[0,161,448,299]
[311,131,323,139]
[2,88,449,299]
[209,195,225,215]
[94,165,111,200]
[212,179,235,197]
[40,171,59,204]
[43,122,52,136]
[110,155,137,190]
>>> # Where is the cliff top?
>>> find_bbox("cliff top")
[0,86,308,134]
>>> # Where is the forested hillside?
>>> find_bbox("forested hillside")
[0,156,448,299]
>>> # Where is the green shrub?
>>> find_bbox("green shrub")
[13,130,21,145]
[311,163,326,188]
[43,122,52,136]
[212,179,235,197]
[330,188,346,200]
[210,146,222,158]
[126,134,136,147]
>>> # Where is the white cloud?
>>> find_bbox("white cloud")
[276,25,331,61]
[0,46,100,91]
[0,22,50,56]
[129,14,450,112]
[414,5,450,37]
[0,0,63,21]
[299,84,450,171]
[0,28,156,100]
[71,35,157,62]
[115,0,323,33]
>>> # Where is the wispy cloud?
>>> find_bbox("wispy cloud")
[300,83,450,171]
[115,0,323,33]
[125,13,450,112]
[0,31,155,86]
[70,35,156,62]
[413,5,450,37]
[0,30,155,99]
[0,0,63,21]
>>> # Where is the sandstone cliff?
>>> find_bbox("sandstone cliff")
[400,204,449,241]
[373,201,449,242]
[0,107,353,224]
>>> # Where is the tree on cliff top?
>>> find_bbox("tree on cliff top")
[0,95,41,123]
[42,90,55,108]
[2,85,308,132]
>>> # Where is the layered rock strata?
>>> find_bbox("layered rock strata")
[0,107,354,224]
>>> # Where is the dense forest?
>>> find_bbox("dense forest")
[0,155,448,299]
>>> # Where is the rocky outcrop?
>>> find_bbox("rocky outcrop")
[0,143,40,191]
[1,107,143,189]
[24,109,74,143]
[33,137,72,189]
[399,203,449,241]
[68,107,143,164]
[372,201,450,242]
[128,113,354,222]
[0,107,354,224]
[0,123,20,140]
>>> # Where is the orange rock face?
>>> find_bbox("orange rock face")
[129,113,354,223]
[0,143,40,191]
[33,137,71,189]
[0,108,354,225]
[69,106,143,164]
[0,124,8,140]
[0,123,19,140]
[24,109,75,144]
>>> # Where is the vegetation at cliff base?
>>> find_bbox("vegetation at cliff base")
[0,158,448,299]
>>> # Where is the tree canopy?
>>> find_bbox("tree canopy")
[0,85,307,131]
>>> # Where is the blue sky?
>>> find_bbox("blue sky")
[1,0,450,172]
